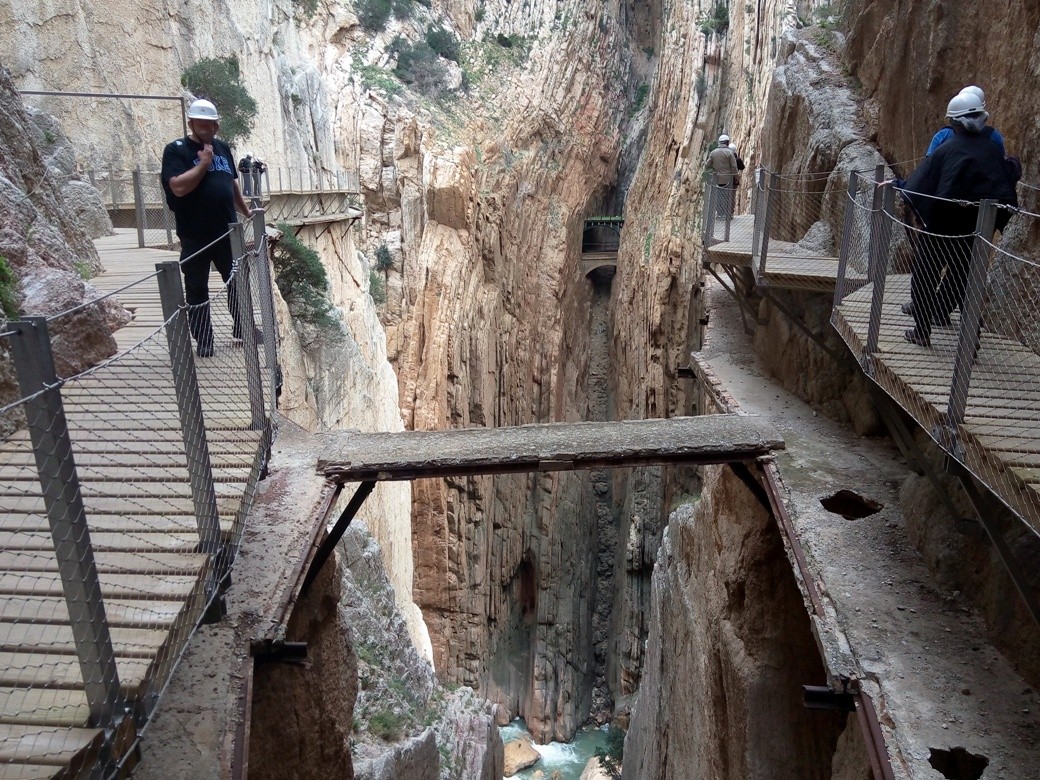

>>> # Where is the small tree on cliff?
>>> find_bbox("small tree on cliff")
[181,56,257,146]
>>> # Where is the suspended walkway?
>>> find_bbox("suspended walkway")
[0,217,279,778]
[701,164,1040,621]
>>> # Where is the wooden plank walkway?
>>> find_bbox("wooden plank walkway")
[0,230,268,778]
[833,275,1040,535]
[704,214,840,291]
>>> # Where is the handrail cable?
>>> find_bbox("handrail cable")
[45,268,164,324]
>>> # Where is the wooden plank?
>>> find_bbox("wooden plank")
[0,481,247,500]
[0,762,65,778]
[319,415,785,482]
[0,572,200,599]
[0,597,185,628]
[0,495,241,517]
[0,725,102,766]
[0,688,90,727]
[0,651,160,691]
[0,513,234,535]
[0,551,207,576]
[0,623,168,658]
[0,530,201,554]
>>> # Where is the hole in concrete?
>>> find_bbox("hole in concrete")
[820,489,883,520]
[928,746,989,779]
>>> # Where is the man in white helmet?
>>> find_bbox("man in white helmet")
[707,134,739,216]
[899,93,1018,347]
[925,86,1005,156]
[161,98,253,357]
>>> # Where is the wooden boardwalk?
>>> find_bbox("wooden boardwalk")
[833,275,1040,535]
[0,231,268,777]
[704,214,840,292]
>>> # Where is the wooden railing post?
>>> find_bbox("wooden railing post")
[944,200,999,455]
[8,317,124,728]
[863,168,893,371]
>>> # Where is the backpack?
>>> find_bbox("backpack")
[735,154,746,171]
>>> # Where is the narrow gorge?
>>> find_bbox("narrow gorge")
[3,0,1040,778]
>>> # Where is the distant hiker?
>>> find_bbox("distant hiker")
[707,134,739,216]
[899,94,1018,348]
[161,98,255,357]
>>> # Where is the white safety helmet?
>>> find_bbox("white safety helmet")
[186,99,220,121]
[959,85,986,108]
[718,134,730,144]
[946,91,985,118]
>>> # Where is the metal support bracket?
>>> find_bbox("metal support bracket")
[301,480,377,594]
[757,287,847,363]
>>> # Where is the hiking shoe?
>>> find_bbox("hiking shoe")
[901,300,951,326]
[903,328,931,347]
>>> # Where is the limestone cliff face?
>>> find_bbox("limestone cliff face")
[622,467,846,779]
[0,66,127,406]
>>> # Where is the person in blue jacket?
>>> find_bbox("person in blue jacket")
[925,86,1005,157]
[899,95,1018,347]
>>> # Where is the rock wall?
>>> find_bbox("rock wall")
[622,466,848,779]
[0,66,127,410]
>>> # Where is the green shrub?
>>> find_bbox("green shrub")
[271,225,340,332]
[391,37,449,95]
[594,726,625,779]
[293,0,319,15]
[73,260,94,280]
[632,83,650,113]
[181,56,257,147]
[425,25,460,62]
[368,711,403,741]
[695,71,708,100]
[0,255,19,320]
[356,0,412,31]
[374,243,394,271]
[698,2,729,36]
[369,269,386,304]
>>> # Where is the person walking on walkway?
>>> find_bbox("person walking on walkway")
[162,98,254,357]
[707,134,739,217]
[899,95,1017,348]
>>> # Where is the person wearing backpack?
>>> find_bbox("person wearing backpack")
[707,134,739,216]
[899,94,1018,347]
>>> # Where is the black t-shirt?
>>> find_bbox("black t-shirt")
[161,136,238,242]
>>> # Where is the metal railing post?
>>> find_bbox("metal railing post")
[945,200,999,452]
[864,170,894,369]
[832,170,860,311]
[155,263,223,556]
[251,209,281,415]
[756,172,779,283]
[229,222,266,430]
[133,166,146,248]
[8,317,124,728]
[703,173,717,246]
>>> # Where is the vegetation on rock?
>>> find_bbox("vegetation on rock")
[0,256,19,320]
[698,2,729,36]
[271,225,341,333]
[180,57,257,146]
[356,0,413,32]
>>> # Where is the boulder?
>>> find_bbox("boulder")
[503,737,540,776]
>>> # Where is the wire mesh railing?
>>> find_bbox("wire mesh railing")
[702,173,737,246]
[750,169,847,287]
[831,183,1040,534]
[86,166,361,250]
[0,212,278,776]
